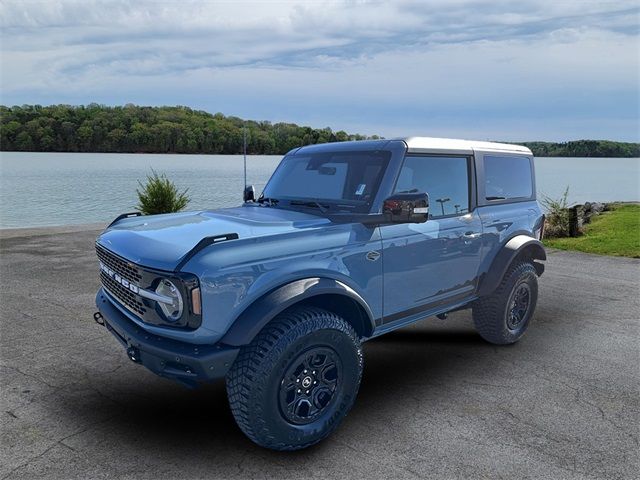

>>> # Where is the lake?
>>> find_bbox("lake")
[0,152,639,228]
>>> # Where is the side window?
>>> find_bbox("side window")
[484,155,533,201]
[394,156,470,217]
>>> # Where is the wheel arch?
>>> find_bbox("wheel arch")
[477,235,546,297]
[220,277,376,346]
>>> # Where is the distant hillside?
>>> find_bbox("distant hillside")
[0,104,379,155]
[516,140,640,158]
[1,104,638,157]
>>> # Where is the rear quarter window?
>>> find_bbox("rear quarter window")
[483,155,533,201]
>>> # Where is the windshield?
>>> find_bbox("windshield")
[261,150,391,213]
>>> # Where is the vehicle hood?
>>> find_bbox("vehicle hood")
[96,206,331,271]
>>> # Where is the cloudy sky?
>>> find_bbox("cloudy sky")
[1,0,638,141]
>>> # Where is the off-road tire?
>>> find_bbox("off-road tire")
[473,261,538,345]
[226,306,363,451]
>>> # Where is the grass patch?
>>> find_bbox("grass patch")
[544,203,640,258]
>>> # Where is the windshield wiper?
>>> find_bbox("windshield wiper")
[289,200,330,214]
[257,197,280,206]
[486,196,506,201]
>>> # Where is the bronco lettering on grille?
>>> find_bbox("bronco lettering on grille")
[100,262,140,294]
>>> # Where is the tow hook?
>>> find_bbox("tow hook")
[93,311,105,326]
[127,346,141,363]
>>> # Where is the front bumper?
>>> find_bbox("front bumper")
[95,289,239,387]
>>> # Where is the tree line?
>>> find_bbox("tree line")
[516,140,639,158]
[1,104,638,157]
[0,104,379,155]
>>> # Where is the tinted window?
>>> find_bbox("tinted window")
[394,156,469,217]
[484,155,533,200]
[262,151,390,213]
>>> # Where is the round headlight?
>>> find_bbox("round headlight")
[155,279,183,321]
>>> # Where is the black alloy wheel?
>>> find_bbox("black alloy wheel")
[226,306,363,450]
[279,347,341,425]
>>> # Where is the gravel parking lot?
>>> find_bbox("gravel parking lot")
[1,227,638,479]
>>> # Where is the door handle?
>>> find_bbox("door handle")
[463,232,481,239]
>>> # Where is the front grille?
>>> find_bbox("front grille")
[95,243,201,330]
[96,244,146,316]
[96,244,142,284]
[100,271,147,316]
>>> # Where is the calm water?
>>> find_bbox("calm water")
[0,152,639,228]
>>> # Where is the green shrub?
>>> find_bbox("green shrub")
[541,186,570,238]
[136,169,190,215]
[544,204,640,258]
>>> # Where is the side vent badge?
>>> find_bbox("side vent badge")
[366,251,381,262]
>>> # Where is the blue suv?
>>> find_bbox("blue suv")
[94,137,546,450]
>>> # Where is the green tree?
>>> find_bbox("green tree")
[14,131,34,150]
[136,170,190,215]
[0,120,21,148]
[77,124,93,150]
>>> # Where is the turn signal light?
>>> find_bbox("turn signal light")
[191,287,202,315]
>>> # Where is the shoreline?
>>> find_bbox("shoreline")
[2,151,639,159]
[0,151,283,156]
[0,222,105,239]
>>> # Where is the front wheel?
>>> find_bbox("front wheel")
[226,307,363,450]
[473,261,539,345]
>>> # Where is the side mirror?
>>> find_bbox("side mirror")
[243,185,256,203]
[383,192,429,223]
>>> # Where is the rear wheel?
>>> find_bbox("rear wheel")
[226,306,363,450]
[473,261,538,345]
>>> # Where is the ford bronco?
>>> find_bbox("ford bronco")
[94,137,546,450]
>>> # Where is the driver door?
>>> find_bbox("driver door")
[380,154,483,323]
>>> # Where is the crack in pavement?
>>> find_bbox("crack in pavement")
[1,415,119,480]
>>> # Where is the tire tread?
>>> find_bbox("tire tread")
[473,261,538,345]
[226,306,362,450]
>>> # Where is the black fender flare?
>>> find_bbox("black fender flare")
[220,277,376,347]
[477,235,546,297]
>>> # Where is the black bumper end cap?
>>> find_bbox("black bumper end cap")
[95,289,239,386]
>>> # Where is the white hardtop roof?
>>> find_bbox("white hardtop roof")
[398,137,532,155]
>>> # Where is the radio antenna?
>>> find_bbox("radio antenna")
[243,122,247,189]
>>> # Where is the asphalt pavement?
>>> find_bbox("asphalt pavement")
[1,226,638,479]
